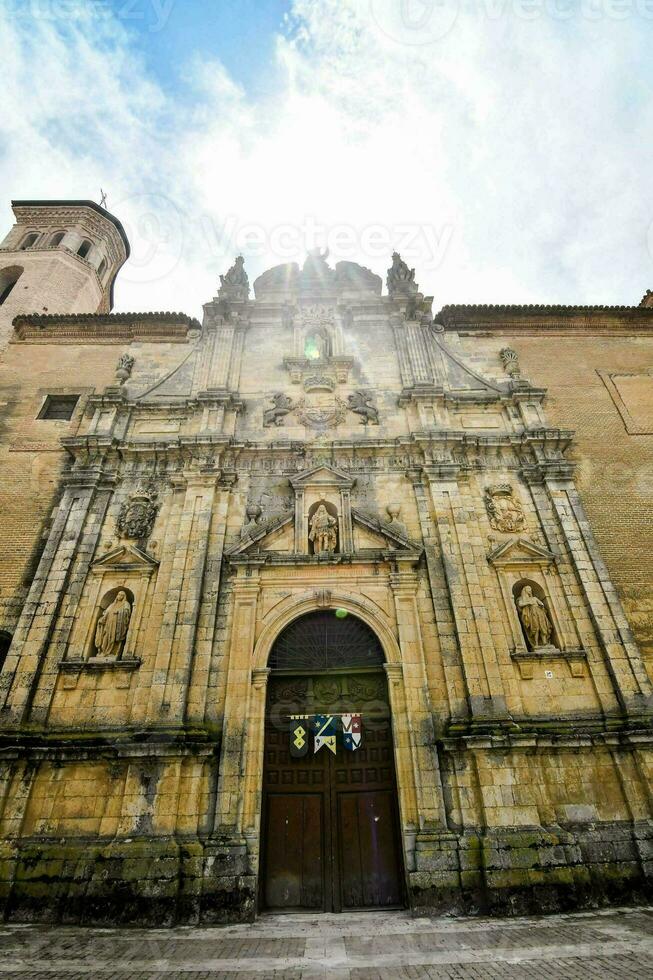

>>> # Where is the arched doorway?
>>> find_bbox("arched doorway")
[260,609,405,912]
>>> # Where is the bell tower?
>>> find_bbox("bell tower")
[0,199,130,347]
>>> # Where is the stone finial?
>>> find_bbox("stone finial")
[240,504,262,539]
[115,353,134,385]
[386,251,418,297]
[219,255,250,301]
[385,503,408,539]
[639,289,653,308]
[499,346,520,378]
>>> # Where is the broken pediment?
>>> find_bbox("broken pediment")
[487,537,557,568]
[90,543,159,575]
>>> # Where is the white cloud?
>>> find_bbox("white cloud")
[0,0,651,316]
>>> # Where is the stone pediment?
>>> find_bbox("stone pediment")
[289,465,355,490]
[90,543,159,574]
[227,508,421,560]
[487,537,556,567]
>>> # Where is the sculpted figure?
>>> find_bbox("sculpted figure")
[309,504,338,554]
[347,391,379,425]
[263,393,294,427]
[302,247,330,279]
[94,590,132,659]
[386,251,417,296]
[219,255,249,300]
[517,585,553,649]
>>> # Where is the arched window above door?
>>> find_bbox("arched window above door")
[269,610,385,671]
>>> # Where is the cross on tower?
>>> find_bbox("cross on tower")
[99,188,108,209]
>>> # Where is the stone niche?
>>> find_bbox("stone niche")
[289,465,355,554]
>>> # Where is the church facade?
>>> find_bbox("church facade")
[0,199,651,923]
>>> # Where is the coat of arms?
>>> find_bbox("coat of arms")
[484,484,525,533]
[117,486,159,539]
[295,394,347,430]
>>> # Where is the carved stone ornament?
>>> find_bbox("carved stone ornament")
[309,504,338,554]
[295,395,347,430]
[303,374,336,392]
[347,390,379,425]
[219,255,250,301]
[385,503,408,538]
[263,393,294,427]
[117,486,158,539]
[386,251,418,297]
[114,353,134,385]
[298,304,335,330]
[240,504,262,538]
[484,484,526,533]
[94,590,132,659]
[517,585,554,649]
[500,346,520,377]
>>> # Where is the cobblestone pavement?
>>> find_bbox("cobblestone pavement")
[0,906,652,979]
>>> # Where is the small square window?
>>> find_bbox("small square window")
[37,394,80,421]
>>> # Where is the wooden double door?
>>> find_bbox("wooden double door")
[260,670,405,912]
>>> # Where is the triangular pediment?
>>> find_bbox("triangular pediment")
[91,543,159,573]
[289,464,355,490]
[351,509,422,553]
[487,537,556,566]
[226,513,294,556]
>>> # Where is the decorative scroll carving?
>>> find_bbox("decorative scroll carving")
[386,251,418,297]
[484,484,525,533]
[94,590,132,659]
[347,390,379,425]
[263,393,294,427]
[516,585,554,649]
[309,503,338,554]
[219,255,249,301]
[117,486,158,539]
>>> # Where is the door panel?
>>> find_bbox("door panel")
[264,794,324,910]
[261,670,404,913]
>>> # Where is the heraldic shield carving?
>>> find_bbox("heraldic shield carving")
[484,483,526,533]
[117,486,159,539]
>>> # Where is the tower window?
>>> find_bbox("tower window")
[77,239,92,259]
[97,258,107,279]
[0,631,11,672]
[37,394,80,421]
[49,231,66,247]
[0,266,23,306]
[19,232,39,250]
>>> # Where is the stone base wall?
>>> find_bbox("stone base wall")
[1,822,651,925]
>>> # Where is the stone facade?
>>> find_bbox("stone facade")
[0,203,651,924]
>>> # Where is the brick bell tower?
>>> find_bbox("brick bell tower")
[0,199,130,347]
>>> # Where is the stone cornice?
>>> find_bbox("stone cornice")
[435,302,653,334]
[13,312,200,344]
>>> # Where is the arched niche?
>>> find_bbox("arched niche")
[89,586,135,660]
[512,578,558,651]
[0,265,23,306]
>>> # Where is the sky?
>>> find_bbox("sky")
[1,0,652,318]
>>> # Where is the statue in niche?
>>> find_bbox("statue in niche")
[386,251,417,296]
[347,390,379,425]
[219,255,249,301]
[304,329,330,361]
[94,590,132,659]
[263,393,294,427]
[484,484,525,533]
[517,585,554,649]
[309,504,338,554]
